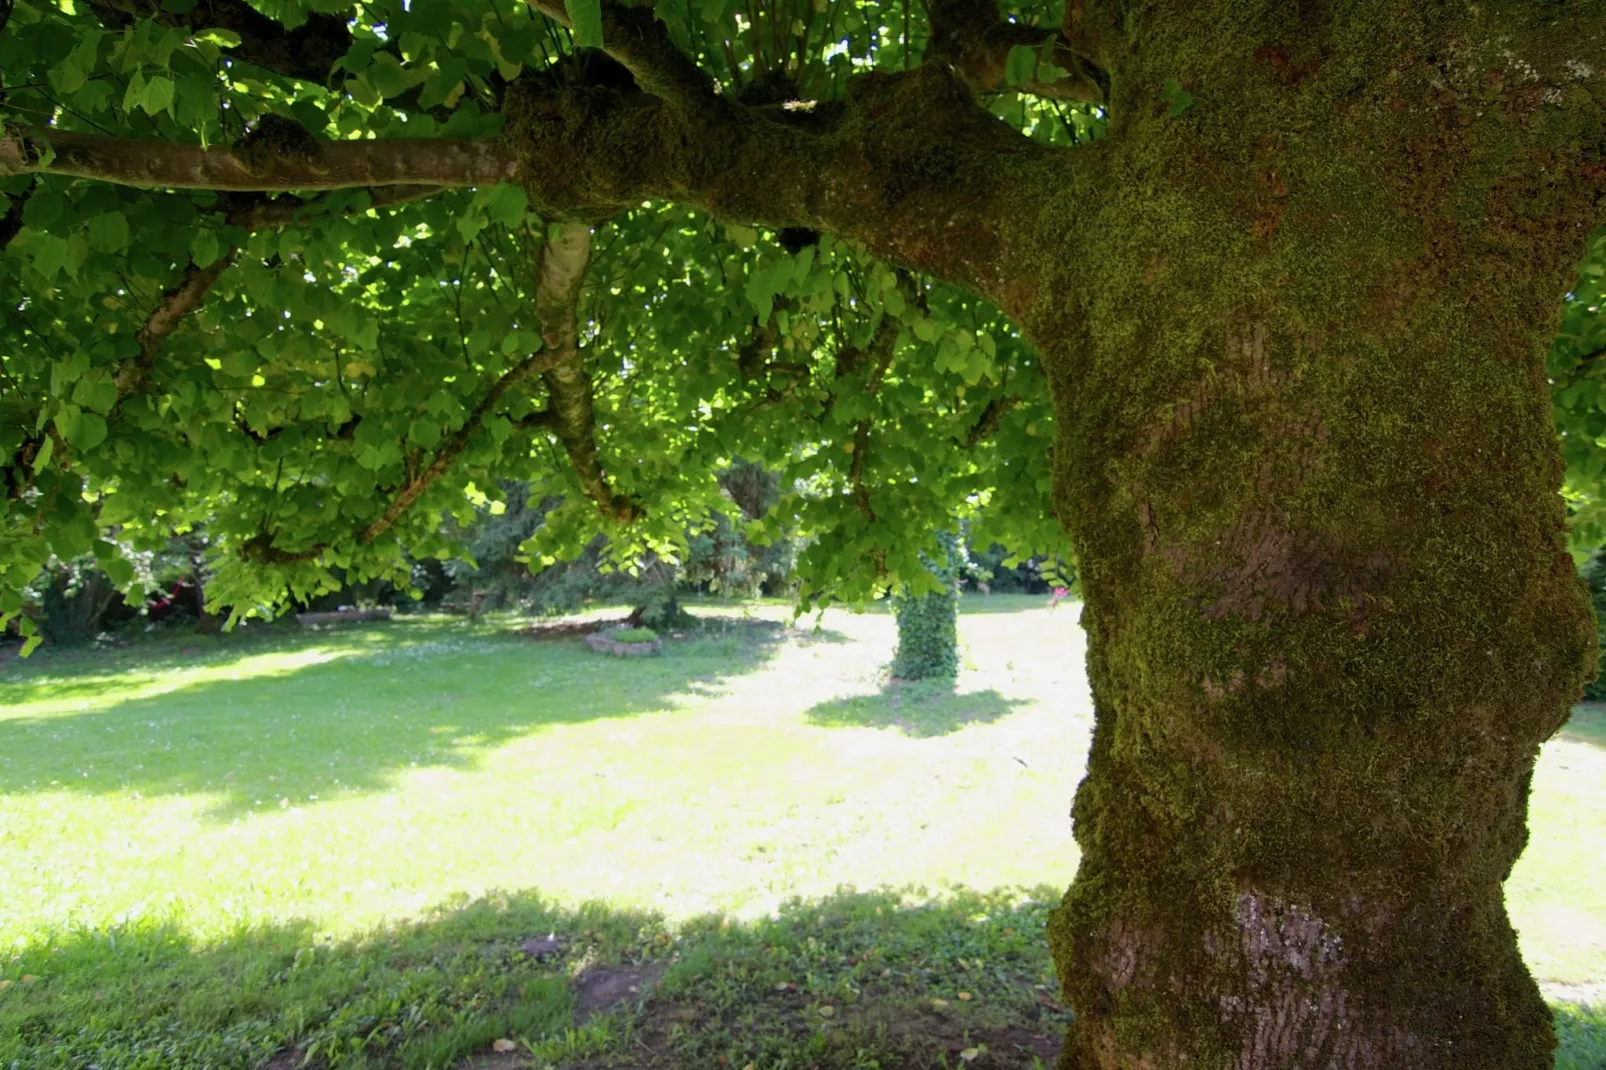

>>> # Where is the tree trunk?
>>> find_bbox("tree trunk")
[1035,5,1604,1066]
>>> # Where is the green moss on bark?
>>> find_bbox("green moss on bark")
[1035,3,1606,1067]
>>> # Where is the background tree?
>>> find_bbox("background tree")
[891,527,962,680]
[3,0,1605,1066]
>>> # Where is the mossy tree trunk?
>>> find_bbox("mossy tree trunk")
[12,0,1604,1063]
[1033,5,1603,1067]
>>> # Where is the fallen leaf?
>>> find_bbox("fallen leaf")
[818,1004,835,1017]
[960,1046,983,1062]
[0,981,11,992]
[776,981,794,991]
[931,998,949,1010]
[743,1064,756,1070]
[19,976,37,985]
[958,991,972,1001]
[491,1039,517,1053]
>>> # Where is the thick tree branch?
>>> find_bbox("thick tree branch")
[529,0,714,111]
[505,62,1075,312]
[83,0,352,84]
[532,221,640,523]
[2,129,515,191]
[5,46,1084,312]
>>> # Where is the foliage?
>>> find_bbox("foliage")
[1579,547,1606,701]
[440,483,676,617]
[610,626,658,643]
[891,530,961,681]
[0,0,1077,650]
[963,539,1072,595]
[681,460,801,598]
[1552,229,1606,553]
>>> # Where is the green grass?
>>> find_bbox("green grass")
[0,597,1601,1068]
[608,628,659,644]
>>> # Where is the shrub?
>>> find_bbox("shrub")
[611,627,659,644]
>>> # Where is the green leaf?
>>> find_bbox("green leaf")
[123,71,147,114]
[71,375,119,415]
[745,272,774,325]
[32,435,54,472]
[68,412,109,452]
[86,211,129,253]
[347,76,381,108]
[409,419,442,449]
[484,182,529,227]
[104,557,135,586]
[1004,45,1037,87]
[141,76,176,116]
[30,234,69,279]
[191,229,223,268]
[195,28,242,46]
[566,0,604,49]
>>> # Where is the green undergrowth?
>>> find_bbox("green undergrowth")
[608,628,659,644]
[0,887,1071,1070]
[1555,1003,1606,1070]
[2,886,1599,1070]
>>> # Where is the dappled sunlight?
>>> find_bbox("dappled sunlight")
[0,600,1086,949]
[0,639,380,721]
[2,598,1599,1007]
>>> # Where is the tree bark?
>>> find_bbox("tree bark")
[1036,5,1604,1067]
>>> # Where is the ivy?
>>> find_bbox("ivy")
[890,531,962,681]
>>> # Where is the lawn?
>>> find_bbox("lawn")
[0,597,1601,1069]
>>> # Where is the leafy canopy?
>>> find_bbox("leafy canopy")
[0,0,1095,650]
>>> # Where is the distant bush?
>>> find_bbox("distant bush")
[611,627,659,644]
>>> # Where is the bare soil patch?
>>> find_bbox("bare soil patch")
[575,961,668,1018]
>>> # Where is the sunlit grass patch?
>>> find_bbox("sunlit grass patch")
[0,597,1600,1067]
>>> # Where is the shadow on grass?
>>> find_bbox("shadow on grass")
[0,616,790,819]
[1561,704,1606,750]
[0,885,1074,1070]
[4,884,1599,1070]
[805,679,1030,738]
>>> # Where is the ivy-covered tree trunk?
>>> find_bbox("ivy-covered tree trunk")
[1034,6,1603,1067]
[892,531,962,680]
